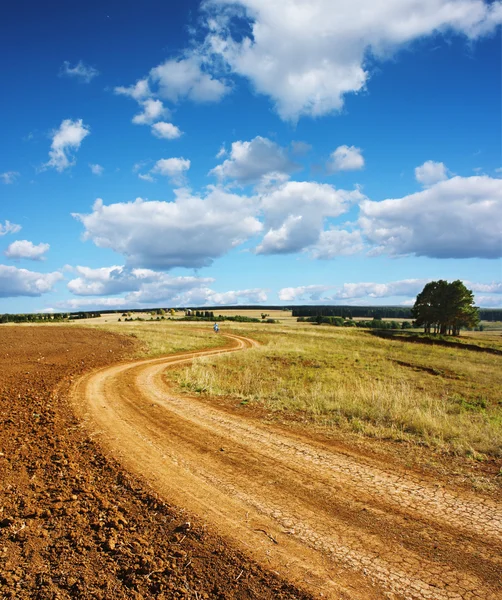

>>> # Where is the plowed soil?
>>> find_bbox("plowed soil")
[0,327,311,599]
[71,332,502,600]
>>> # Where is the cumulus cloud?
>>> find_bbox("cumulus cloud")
[52,297,132,311]
[332,279,429,299]
[132,99,168,125]
[62,265,267,308]
[115,55,229,131]
[202,0,502,121]
[73,188,262,269]
[359,175,502,258]
[151,158,191,184]
[327,146,364,173]
[138,173,156,183]
[311,229,365,259]
[5,240,50,261]
[149,56,230,103]
[115,79,151,101]
[1,171,20,184]
[0,220,22,236]
[210,136,298,185]
[89,163,104,176]
[466,281,502,294]
[68,265,214,297]
[60,60,99,83]
[278,285,332,302]
[474,295,502,307]
[0,265,62,297]
[279,278,502,305]
[44,119,90,172]
[151,122,183,139]
[257,181,364,254]
[415,160,449,186]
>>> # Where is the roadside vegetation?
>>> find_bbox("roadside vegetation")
[171,324,502,457]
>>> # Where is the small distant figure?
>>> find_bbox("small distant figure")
[213,322,219,333]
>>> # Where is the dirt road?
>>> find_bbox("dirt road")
[72,333,502,600]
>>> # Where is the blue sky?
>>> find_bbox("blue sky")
[1,0,501,313]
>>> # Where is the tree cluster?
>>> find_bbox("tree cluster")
[412,280,479,336]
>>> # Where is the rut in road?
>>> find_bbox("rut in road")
[72,333,502,600]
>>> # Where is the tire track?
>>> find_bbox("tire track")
[71,333,502,600]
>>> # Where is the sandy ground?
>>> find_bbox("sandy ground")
[71,332,502,600]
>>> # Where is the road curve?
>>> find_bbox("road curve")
[71,333,502,600]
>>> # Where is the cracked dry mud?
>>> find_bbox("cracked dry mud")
[72,332,502,600]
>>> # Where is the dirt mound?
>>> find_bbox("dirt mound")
[0,326,310,599]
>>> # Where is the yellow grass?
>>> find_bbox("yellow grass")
[171,323,502,456]
[84,319,226,356]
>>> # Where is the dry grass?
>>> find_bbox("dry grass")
[84,320,226,357]
[172,324,502,457]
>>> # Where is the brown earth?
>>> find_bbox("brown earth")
[71,332,502,600]
[0,326,311,599]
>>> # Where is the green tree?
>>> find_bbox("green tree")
[412,280,479,336]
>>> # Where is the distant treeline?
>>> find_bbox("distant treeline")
[292,306,502,322]
[181,314,264,323]
[298,316,412,330]
[0,312,101,323]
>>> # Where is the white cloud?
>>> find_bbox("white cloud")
[56,284,268,310]
[150,55,230,103]
[203,0,502,121]
[0,265,62,297]
[311,229,365,258]
[0,220,22,236]
[210,136,298,185]
[279,285,332,302]
[333,279,429,299]
[60,60,99,83]
[151,122,183,139]
[466,281,502,294]
[1,171,20,184]
[53,297,132,311]
[132,99,168,125]
[44,119,90,172]
[327,145,364,172]
[138,173,156,183]
[63,264,267,308]
[73,189,262,269]
[89,163,104,176]
[216,145,227,159]
[415,160,449,186]
[257,181,364,254]
[474,295,502,307]
[68,265,214,297]
[359,175,502,258]
[115,79,151,101]
[5,240,50,261]
[200,288,268,305]
[151,157,191,184]
[279,278,502,305]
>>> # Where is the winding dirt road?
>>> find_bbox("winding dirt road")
[71,333,502,600]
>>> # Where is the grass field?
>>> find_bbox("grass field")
[85,319,227,356]
[171,323,502,457]
[84,314,502,458]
